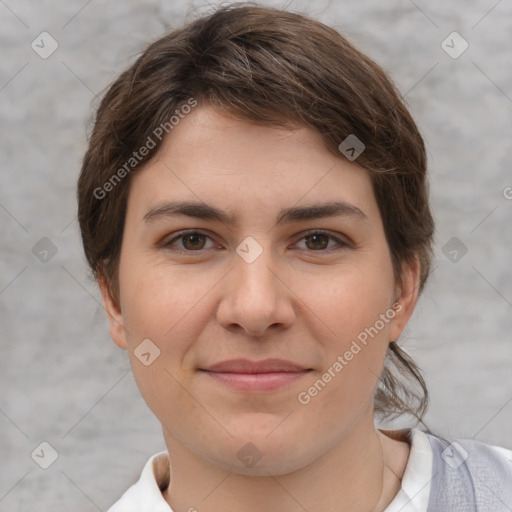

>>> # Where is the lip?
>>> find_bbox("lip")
[201,358,311,373]
[199,358,313,392]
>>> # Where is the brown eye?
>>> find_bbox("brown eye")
[163,231,217,252]
[304,233,330,250]
[294,230,348,252]
[181,233,207,250]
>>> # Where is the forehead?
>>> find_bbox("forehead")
[126,104,380,224]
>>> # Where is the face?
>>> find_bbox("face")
[100,104,419,476]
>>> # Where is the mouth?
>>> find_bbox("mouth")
[198,358,313,392]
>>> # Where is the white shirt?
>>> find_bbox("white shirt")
[106,428,510,512]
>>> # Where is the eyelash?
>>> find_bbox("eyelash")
[161,229,349,254]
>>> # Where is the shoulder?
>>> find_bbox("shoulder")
[424,431,512,511]
[425,431,512,472]
[106,451,172,512]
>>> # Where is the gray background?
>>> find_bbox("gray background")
[1,0,511,510]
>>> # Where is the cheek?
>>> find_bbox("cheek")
[119,264,208,425]
[120,258,210,341]
[303,260,395,344]
[118,260,220,407]
[296,260,395,409]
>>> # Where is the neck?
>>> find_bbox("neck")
[162,419,408,512]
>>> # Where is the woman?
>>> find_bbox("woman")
[77,4,512,511]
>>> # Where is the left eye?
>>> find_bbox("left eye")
[293,231,347,251]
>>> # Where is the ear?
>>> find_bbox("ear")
[388,256,421,342]
[98,274,128,350]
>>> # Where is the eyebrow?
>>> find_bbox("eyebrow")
[142,200,368,226]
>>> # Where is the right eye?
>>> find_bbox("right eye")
[161,230,220,253]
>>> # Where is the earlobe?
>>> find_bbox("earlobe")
[98,275,128,350]
[389,256,421,342]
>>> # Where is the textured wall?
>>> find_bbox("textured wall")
[1,0,511,510]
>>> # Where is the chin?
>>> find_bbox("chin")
[205,433,316,477]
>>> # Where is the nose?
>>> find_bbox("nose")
[216,246,296,337]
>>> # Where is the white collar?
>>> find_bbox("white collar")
[381,428,433,511]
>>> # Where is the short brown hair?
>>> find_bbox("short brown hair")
[77,3,434,422]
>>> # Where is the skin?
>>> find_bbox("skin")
[100,104,420,512]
